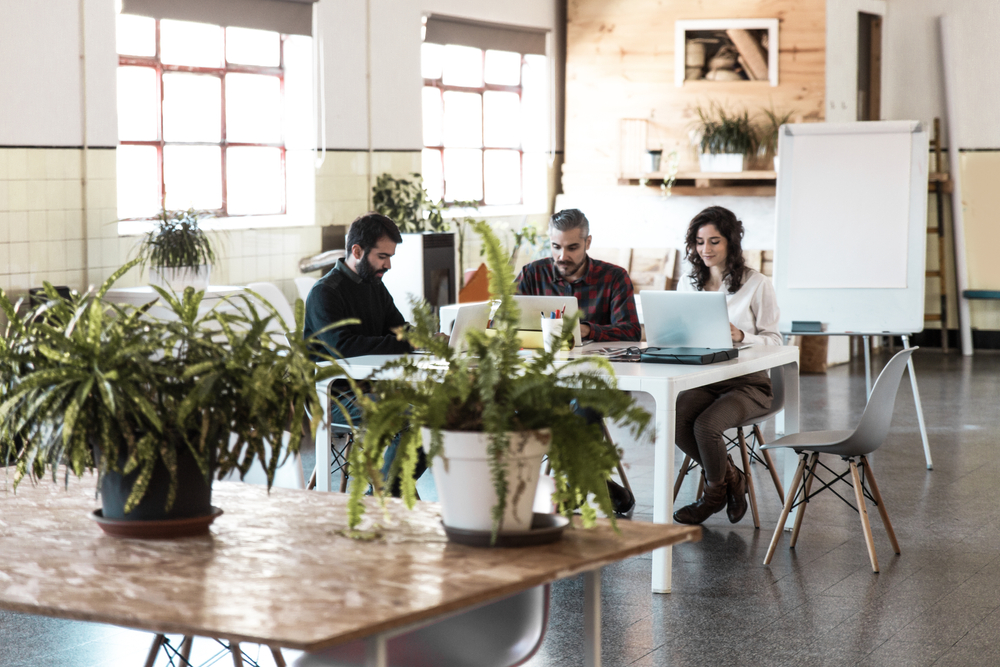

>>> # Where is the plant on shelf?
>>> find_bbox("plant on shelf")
[135,208,219,291]
[0,262,349,527]
[371,173,447,234]
[757,106,794,168]
[346,221,651,540]
[691,102,757,172]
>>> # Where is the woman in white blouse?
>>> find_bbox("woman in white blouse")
[672,206,781,525]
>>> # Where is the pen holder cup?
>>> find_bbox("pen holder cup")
[540,318,568,355]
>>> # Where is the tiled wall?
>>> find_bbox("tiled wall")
[0,148,425,315]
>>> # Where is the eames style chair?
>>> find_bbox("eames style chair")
[673,369,786,528]
[293,584,550,667]
[295,276,318,302]
[762,347,916,573]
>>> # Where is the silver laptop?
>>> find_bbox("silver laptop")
[503,295,583,347]
[447,302,492,351]
[640,291,733,349]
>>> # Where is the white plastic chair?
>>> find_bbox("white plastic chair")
[294,276,318,302]
[293,584,550,667]
[762,347,916,573]
[247,281,297,331]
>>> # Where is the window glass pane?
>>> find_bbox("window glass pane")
[441,45,483,87]
[521,55,549,152]
[227,147,283,215]
[117,67,158,141]
[522,152,547,211]
[421,42,443,80]
[116,14,155,57]
[484,150,520,205]
[483,91,520,148]
[163,145,222,210]
[442,91,482,148]
[160,19,223,68]
[162,73,221,142]
[226,73,281,143]
[484,50,521,86]
[422,87,443,146]
[226,26,280,67]
[421,149,444,203]
[117,145,160,219]
[443,148,482,202]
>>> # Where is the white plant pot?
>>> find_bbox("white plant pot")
[149,265,211,292]
[422,427,551,533]
[698,153,745,173]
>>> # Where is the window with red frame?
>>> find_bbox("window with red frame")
[116,14,287,219]
[420,42,548,208]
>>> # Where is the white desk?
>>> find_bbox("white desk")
[317,343,799,594]
[104,285,244,306]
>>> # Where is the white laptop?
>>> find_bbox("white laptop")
[497,295,583,348]
[640,291,734,349]
[446,301,492,351]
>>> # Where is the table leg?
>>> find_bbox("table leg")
[364,635,388,667]
[649,380,675,594]
[780,361,801,531]
[902,335,933,469]
[316,388,333,492]
[584,569,602,667]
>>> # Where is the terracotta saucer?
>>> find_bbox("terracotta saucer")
[91,507,223,539]
[443,513,570,548]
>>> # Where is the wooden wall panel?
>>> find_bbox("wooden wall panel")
[564,0,826,192]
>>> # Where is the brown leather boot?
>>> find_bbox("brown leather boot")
[725,455,748,524]
[673,477,728,525]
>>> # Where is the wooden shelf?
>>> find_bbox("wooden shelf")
[619,170,777,196]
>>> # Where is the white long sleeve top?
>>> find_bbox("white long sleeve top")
[678,268,783,346]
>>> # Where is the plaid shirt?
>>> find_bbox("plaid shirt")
[515,257,640,342]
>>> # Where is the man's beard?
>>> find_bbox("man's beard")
[554,257,585,278]
[357,251,386,283]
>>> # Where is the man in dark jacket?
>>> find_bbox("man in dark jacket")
[304,213,423,495]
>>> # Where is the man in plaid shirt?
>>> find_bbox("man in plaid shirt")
[515,208,640,342]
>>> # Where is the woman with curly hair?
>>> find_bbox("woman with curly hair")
[672,206,782,525]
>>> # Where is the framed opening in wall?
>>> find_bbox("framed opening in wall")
[674,19,779,87]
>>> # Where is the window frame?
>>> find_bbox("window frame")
[117,18,288,219]
[422,46,526,207]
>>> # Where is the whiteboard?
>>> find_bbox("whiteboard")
[773,121,929,334]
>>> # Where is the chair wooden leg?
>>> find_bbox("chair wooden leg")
[230,641,244,667]
[180,635,194,662]
[144,634,165,667]
[737,427,760,529]
[861,455,900,554]
[695,473,705,500]
[764,453,807,565]
[270,646,287,667]
[307,467,317,490]
[789,452,819,548]
[672,455,693,502]
[850,459,880,573]
[754,424,785,504]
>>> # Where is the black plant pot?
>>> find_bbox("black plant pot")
[96,442,213,521]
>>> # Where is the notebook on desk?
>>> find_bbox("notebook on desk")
[639,291,737,364]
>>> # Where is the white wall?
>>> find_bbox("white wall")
[825,0,887,123]
[882,0,1000,148]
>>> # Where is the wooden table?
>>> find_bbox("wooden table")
[325,342,799,594]
[0,473,700,667]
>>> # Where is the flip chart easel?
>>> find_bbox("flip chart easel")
[774,121,932,469]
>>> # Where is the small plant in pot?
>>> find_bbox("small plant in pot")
[757,106,794,171]
[136,208,218,291]
[691,102,758,173]
[0,262,349,535]
[347,222,651,542]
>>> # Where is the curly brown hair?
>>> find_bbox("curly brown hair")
[684,206,748,293]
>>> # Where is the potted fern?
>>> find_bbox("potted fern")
[0,263,348,535]
[347,222,651,541]
[757,106,794,171]
[137,208,218,291]
[692,102,758,172]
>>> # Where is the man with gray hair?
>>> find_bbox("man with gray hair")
[515,208,640,342]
